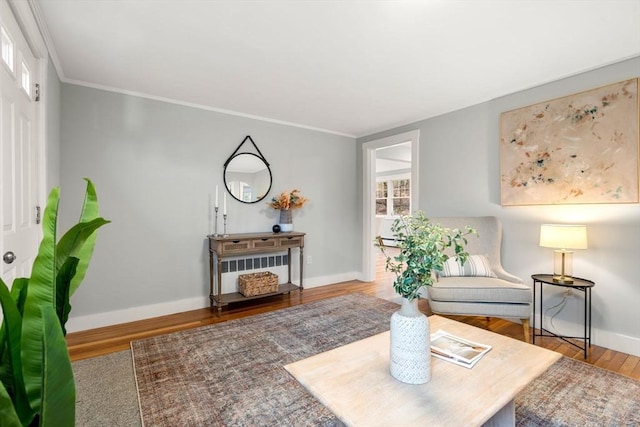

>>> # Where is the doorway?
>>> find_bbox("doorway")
[361,130,419,282]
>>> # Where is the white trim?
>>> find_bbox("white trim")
[7,0,46,57]
[66,272,359,333]
[66,296,211,333]
[24,0,63,77]
[63,77,357,139]
[361,130,419,282]
[532,313,640,357]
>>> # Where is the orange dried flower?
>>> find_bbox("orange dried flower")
[268,189,308,210]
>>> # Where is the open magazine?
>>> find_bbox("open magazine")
[430,330,492,368]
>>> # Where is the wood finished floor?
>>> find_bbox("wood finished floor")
[66,253,640,381]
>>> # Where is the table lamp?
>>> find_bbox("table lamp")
[539,224,588,284]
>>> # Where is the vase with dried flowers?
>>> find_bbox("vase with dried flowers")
[268,189,308,232]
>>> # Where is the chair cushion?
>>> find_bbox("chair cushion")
[439,254,497,278]
[428,300,532,319]
[429,276,532,304]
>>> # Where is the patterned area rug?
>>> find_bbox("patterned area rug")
[515,357,640,426]
[131,293,640,427]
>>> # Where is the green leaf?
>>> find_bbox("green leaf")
[0,278,34,426]
[0,380,22,427]
[376,211,476,300]
[69,179,102,296]
[54,217,109,327]
[39,305,75,427]
[55,218,110,275]
[55,258,79,335]
[21,187,59,411]
[0,278,28,367]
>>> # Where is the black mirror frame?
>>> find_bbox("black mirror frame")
[223,136,273,204]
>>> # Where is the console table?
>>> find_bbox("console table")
[208,232,305,313]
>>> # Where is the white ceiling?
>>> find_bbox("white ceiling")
[34,0,640,137]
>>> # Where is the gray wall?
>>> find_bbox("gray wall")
[60,85,358,322]
[358,57,640,355]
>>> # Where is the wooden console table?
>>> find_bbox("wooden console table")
[208,232,305,313]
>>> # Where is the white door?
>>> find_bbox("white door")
[1,0,41,286]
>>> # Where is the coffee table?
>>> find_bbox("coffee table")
[285,315,560,427]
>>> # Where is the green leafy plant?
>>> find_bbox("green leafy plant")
[376,211,476,301]
[0,179,109,426]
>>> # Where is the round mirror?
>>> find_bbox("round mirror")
[224,153,272,203]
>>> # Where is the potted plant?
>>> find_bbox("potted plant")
[376,211,475,384]
[268,189,308,232]
[0,179,109,426]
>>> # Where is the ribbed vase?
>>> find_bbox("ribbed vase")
[279,209,293,232]
[389,297,431,384]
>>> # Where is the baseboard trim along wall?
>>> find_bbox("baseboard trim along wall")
[65,271,359,333]
[533,314,640,358]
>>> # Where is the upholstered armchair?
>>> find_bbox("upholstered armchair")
[426,216,532,342]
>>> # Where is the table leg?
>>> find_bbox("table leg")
[482,399,514,427]
[209,250,214,308]
[216,255,223,316]
[300,245,304,291]
[287,248,292,284]
[588,287,592,349]
[532,280,537,345]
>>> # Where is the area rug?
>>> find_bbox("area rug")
[515,357,640,426]
[131,293,640,427]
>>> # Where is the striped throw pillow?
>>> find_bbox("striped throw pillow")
[440,254,497,278]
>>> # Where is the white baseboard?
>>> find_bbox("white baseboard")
[533,314,640,357]
[65,271,360,333]
[65,296,210,333]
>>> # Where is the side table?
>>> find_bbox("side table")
[531,274,594,359]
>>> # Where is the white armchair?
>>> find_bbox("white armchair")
[427,216,532,342]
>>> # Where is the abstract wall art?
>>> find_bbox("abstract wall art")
[500,78,639,206]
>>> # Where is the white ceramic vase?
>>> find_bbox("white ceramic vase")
[389,297,431,384]
[279,209,293,232]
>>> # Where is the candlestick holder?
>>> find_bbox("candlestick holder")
[213,206,220,236]
[223,214,228,236]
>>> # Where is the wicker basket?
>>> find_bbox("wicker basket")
[238,272,279,297]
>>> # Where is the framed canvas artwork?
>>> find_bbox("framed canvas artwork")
[500,78,639,206]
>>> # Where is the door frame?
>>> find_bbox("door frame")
[361,129,419,282]
[9,0,49,197]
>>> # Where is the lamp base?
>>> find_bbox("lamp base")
[552,275,574,284]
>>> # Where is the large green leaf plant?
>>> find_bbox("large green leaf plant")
[376,211,476,301]
[0,179,109,426]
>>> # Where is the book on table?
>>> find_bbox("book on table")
[430,330,492,368]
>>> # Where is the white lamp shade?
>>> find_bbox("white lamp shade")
[539,224,588,250]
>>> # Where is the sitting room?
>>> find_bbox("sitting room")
[1,1,638,426]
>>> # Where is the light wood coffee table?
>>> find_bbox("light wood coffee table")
[285,315,560,427]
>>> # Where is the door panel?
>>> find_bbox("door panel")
[1,0,40,286]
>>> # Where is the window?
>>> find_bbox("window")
[392,179,410,215]
[20,59,30,97]
[376,178,410,216]
[1,26,14,72]
[376,182,388,215]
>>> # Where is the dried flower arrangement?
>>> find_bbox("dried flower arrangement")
[268,189,308,210]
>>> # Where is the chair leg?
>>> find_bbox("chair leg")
[521,318,531,343]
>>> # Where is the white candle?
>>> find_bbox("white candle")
[215,185,219,208]
[209,196,214,234]
[223,193,227,215]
